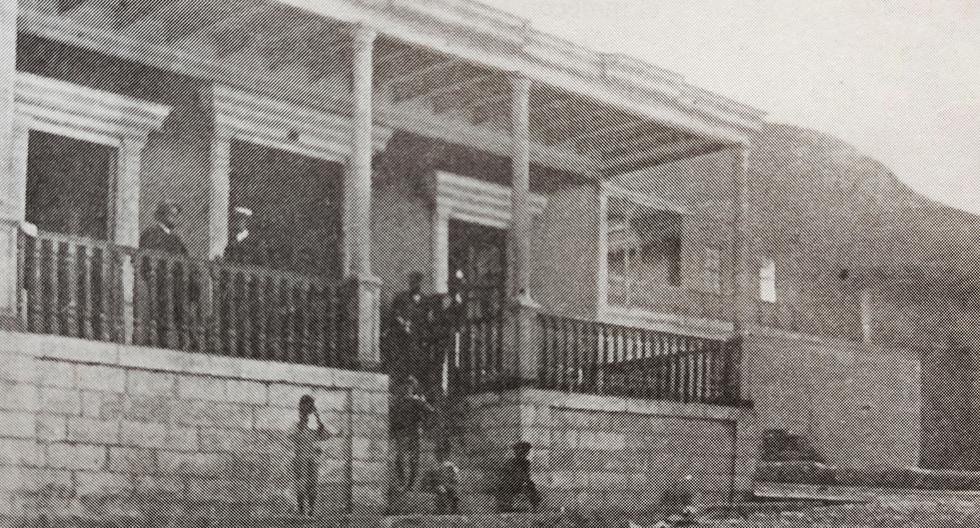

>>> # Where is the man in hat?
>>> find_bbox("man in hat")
[138,200,193,347]
[386,272,428,381]
[140,200,187,255]
[496,441,541,513]
[223,205,267,266]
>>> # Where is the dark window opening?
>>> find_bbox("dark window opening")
[228,140,344,280]
[26,130,114,240]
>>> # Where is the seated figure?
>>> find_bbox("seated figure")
[496,441,541,513]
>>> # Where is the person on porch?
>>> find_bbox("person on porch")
[386,272,428,382]
[223,205,266,265]
[140,200,187,255]
[139,200,193,347]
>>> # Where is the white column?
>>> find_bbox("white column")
[0,2,19,328]
[731,145,753,329]
[431,205,450,294]
[503,74,541,383]
[346,24,376,279]
[207,129,232,259]
[341,24,382,370]
[114,137,147,247]
[509,74,533,301]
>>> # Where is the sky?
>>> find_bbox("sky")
[480,0,980,215]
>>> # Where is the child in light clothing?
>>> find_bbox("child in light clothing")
[292,394,334,517]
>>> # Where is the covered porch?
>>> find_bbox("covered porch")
[1,0,762,403]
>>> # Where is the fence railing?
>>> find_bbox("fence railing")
[19,231,347,368]
[451,313,505,393]
[537,313,744,406]
[19,231,124,342]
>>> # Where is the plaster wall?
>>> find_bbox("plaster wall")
[743,329,922,469]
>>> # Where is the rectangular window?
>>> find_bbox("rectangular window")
[605,194,683,306]
[705,247,722,294]
[759,257,777,303]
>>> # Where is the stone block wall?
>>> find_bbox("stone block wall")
[743,328,922,468]
[0,331,390,522]
[448,389,757,515]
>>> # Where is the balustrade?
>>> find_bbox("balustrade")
[538,313,745,406]
[18,230,346,368]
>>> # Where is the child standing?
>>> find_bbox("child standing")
[293,394,330,517]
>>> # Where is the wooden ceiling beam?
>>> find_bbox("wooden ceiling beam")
[599,137,723,175]
[169,2,272,50]
[384,58,464,100]
[596,129,690,159]
[114,0,183,31]
[426,73,500,112]
[557,119,647,152]
[469,92,510,125]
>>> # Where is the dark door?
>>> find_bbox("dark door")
[447,219,507,320]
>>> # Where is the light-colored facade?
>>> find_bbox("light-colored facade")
[0,0,940,521]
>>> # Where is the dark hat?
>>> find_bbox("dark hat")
[513,441,532,452]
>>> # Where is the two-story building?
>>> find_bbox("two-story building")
[0,0,942,522]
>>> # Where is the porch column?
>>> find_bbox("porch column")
[341,24,382,370]
[731,144,753,329]
[206,128,232,259]
[505,74,541,383]
[0,2,18,328]
[115,137,148,344]
[729,144,753,404]
[114,137,147,247]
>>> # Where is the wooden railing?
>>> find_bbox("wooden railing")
[451,314,505,393]
[18,231,347,368]
[19,232,125,342]
[538,313,745,406]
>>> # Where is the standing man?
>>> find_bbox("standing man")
[391,375,434,491]
[139,200,192,347]
[140,200,188,255]
[386,272,427,382]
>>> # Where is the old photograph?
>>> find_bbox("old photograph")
[0,1,978,526]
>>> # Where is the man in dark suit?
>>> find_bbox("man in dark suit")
[140,201,188,255]
[139,200,192,347]
[386,272,427,382]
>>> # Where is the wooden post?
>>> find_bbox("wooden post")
[503,74,541,385]
[731,145,753,329]
[0,2,19,329]
[207,129,233,259]
[114,137,147,344]
[341,24,383,370]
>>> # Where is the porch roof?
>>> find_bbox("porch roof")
[20,0,766,177]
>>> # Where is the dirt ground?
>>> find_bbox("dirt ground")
[705,498,980,528]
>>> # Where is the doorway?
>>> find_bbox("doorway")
[447,219,507,319]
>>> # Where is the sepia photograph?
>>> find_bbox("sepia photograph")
[0,1,978,526]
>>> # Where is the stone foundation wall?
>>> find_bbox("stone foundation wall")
[450,389,757,515]
[0,331,389,522]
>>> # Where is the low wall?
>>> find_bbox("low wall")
[0,332,389,522]
[451,389,757,514]
[743,328,922,468]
